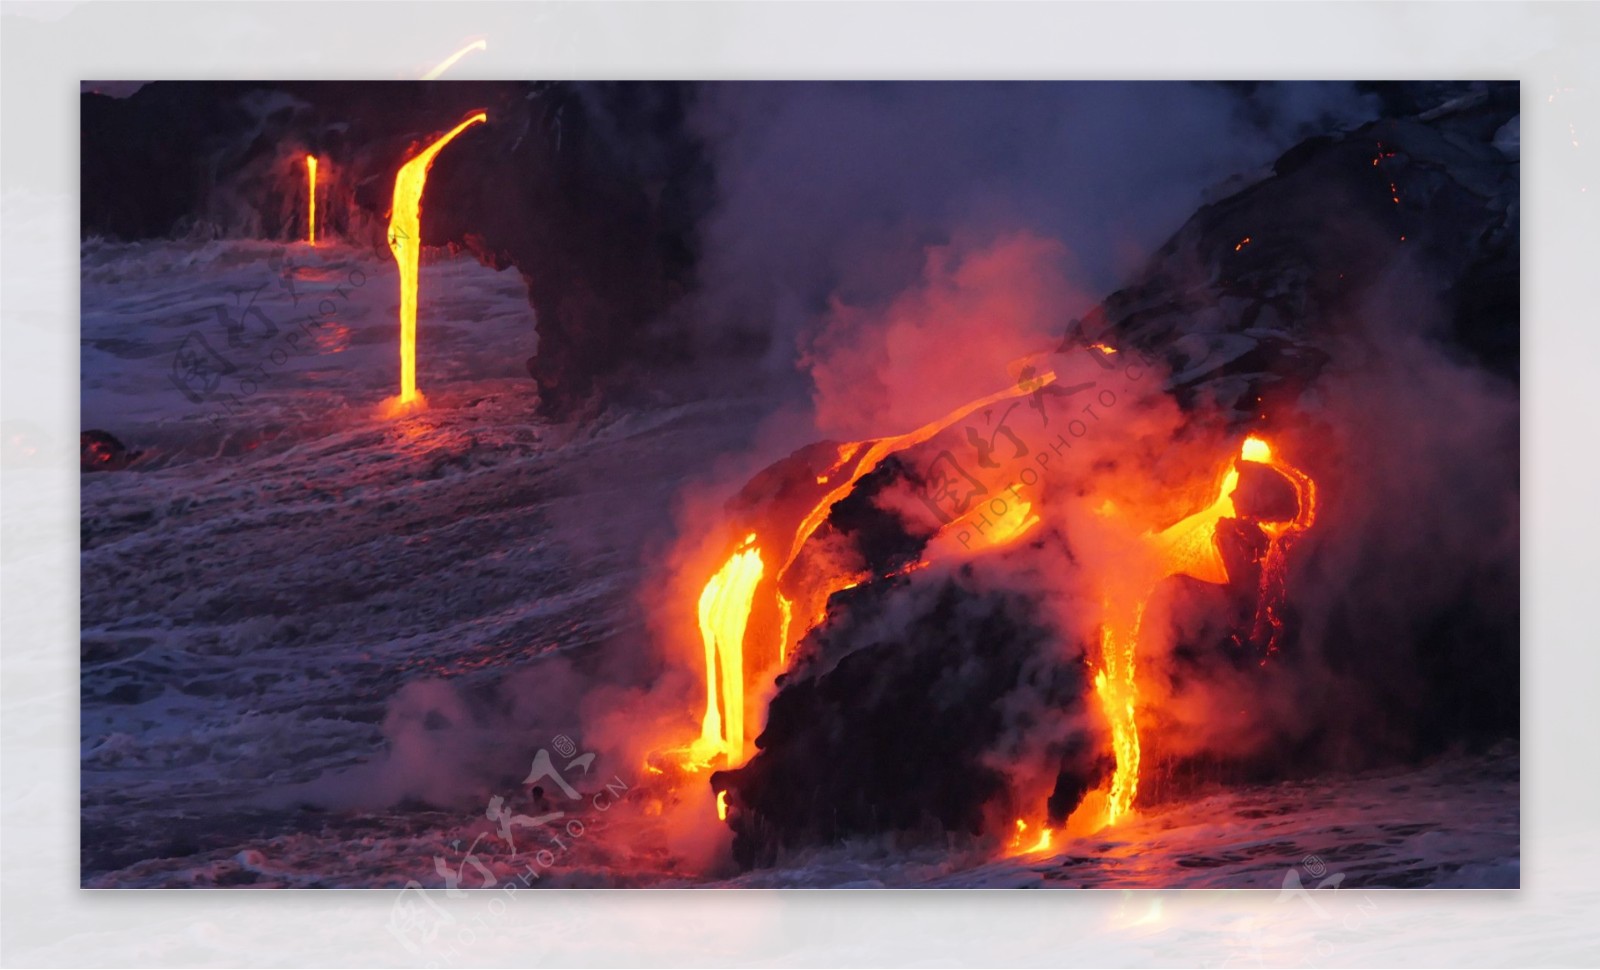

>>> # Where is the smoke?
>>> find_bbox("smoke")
[644,81,1373,832]
[324,81,1506,856]
[1127,254,1522,782]
[678,81,1511,803]
[745,219,1517,819]
[277,657,586,810]
[804,230,1091,439]
[685,81,1380,411]
[1279,262,1520,758]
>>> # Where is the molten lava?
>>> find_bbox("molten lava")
[983,499,1040,548]
[1087,433,1317,828]
[385,111,486,410]
[1094,601,1145,827]
[683,373,1060,768]
[304,154,318,246]
[1009,818,1054,855]
[928,496,1040,559]
[675,365,1316,848]
[1240,436,1271,463]
[1243,439,1318,658]
[694,535,764,763]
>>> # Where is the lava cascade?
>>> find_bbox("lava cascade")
[384,110,487,410]
[669,375,1316,848]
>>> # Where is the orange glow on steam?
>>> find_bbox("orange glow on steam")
[1009,818,1054,855]
[670,371,1315,845]
[1087,433,1317,828]
[681,374,1059,773]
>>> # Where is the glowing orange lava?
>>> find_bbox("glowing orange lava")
[385,111,486,410]
[677,375,1315,847]
[1242,438,1318,658]
[1009,818,1054,855]
[985,499,1040,547]
[693,534,765,764]
[1088,433,1317,828]
[928,497,1040,560]
[1240,435,1272,463]
[782,376,1056,577]
[305,155,318,245]
[683,373,1059,770]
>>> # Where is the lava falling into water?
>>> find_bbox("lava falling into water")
[1088,434,1316,828]
[1095,600,1145,828]
[384,111,486,410]
[694,535,764,764]
[680,378,1314,847]
[1009,819,1054,854]
[684,372,1059,767]
[1242,438,1318,658]
[304,155,318,245]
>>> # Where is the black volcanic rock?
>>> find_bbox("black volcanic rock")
[421,82,710,418]
[711,574,1103,869]
[1078,81,1519,422]
[1232,463,1302,523]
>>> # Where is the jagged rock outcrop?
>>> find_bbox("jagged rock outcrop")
[711,576,1105,869]
[1079,82,1519,425]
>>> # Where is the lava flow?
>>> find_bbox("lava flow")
[1009,818,1054,855]
[673,366,1315,848]
[695,534,764,764]
[679,371,1059,768]
[384,111,487,412]
[304,154,318,245]
[1086,434,1317,828]
[1245,437,1318,658]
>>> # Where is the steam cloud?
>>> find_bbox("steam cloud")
[685,81,1380,408]
[327,82,1516,855]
